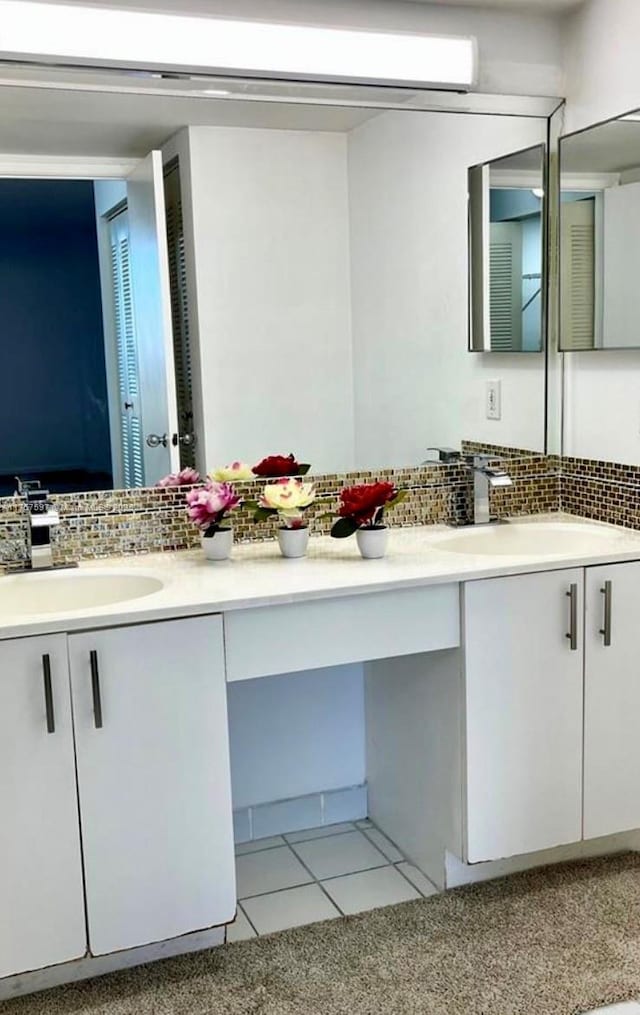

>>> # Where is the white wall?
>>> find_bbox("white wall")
[348,110,548,468]
[563,0,640,134]
[227,666,365,809]
[175,124,354,473]
[560,0,640,464]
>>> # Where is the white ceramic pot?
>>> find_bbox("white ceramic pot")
[201,528,233,561]
[277,527,310,559]
[356,526,389,559]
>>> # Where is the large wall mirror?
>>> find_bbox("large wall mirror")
[469,143,546,353]
[560,111,640,351]
[0,66,551,495]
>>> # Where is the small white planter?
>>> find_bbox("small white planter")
[201,528,233,561]
[277,527,310,559]
[356,526,389,559]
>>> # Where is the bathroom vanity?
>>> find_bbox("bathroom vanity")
[3,518,640,996]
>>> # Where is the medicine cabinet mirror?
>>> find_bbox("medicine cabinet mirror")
[559,109,640,351]
[468,143,546,353]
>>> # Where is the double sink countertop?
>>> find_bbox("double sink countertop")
[2,513,640,640]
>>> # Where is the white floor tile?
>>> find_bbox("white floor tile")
[292,829,387,880]
[396,861,439,897]
[236,845,312,899]
[242,884,340,935]
[323,865,420,915]
[362,827,404,862]
[235,835,286,855]
[587,1004,640,1014]
[226,906,256,943]
[285,822,355,844]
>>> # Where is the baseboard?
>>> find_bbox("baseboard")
[0,926,225,1002]
[445,829,640,888]
[233,783,368,843]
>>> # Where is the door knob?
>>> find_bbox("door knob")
[146,433,169,448]
[172,432,197,448]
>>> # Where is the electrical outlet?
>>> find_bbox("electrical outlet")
[486,380,501,421]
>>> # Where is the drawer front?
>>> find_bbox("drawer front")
[225,584,460,682]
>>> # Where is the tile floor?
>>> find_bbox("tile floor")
[228,827,640,1015]
[589,1006,640,1014]
[227,818,438,941]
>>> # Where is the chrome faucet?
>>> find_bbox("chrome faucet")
[421,448,513,525]
[463,454,513,525]
[14,478,61,571]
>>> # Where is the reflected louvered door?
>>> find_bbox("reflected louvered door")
[489,222,522,351]
[560,198,595,350]
[109,210,145,487]
[163,161,196,468]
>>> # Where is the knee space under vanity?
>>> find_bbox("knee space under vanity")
[226,647,463,891]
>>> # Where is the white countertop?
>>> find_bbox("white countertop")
[3,513,640,640]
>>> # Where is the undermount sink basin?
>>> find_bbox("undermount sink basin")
[0,571,164,616]
[436,522,630,557]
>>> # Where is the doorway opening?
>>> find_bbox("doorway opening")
[0,157,194,497]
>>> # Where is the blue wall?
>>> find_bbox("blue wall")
[0,180,112,494]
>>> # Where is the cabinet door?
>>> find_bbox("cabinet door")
[584,562,640,839]
[69,615,235,956]
[0,635,86,977]
[464,569,584,862]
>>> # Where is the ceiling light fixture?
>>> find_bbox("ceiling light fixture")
[0,1,477,90]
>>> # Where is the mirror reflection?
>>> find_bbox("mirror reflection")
[469,144,545,353]
[560,110,640,351]
[0,77,549,494]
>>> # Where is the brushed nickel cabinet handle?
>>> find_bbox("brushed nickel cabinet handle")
[89,650,103,729]
[566,583,578,651]
[600,580,612,647]
[42,654,55,734]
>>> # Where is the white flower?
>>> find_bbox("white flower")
[260,479,316,528]
[209,461,254,482]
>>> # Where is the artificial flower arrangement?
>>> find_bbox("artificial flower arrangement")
[209,461,255,483]
[185,480,242,561]
[211,454,310,482]
[329,481,407,559]
[247,478,316,558]
[155,467,201,488]
[252,453,310,478]
[252,478,316,528]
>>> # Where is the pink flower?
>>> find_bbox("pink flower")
[156,467,200,488]
[186,481,241,530]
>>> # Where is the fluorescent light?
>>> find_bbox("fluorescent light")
[531,188,544,198]
[0,1,477,89]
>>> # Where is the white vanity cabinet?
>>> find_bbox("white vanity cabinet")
[68,615,236,955]
[0,614,235,980]
[0,635,86,978]
[583,561,640,840]
[463,569,584,862]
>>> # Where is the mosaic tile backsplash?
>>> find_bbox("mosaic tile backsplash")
[0,446,636,567]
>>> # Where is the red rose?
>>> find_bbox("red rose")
[338,482,397,526]
[253,454,307,478]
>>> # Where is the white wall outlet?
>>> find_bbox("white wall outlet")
[486,380,502,421]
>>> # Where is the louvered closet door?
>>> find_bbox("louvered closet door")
[560,197,595,350]
[109,209,145,488]
[489,221,523,351]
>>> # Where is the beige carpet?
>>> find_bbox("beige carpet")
[4,853,640,1015]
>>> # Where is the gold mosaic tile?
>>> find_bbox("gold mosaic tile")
[4,443,632,566]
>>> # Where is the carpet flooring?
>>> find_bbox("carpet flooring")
[4,853,640,1015]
